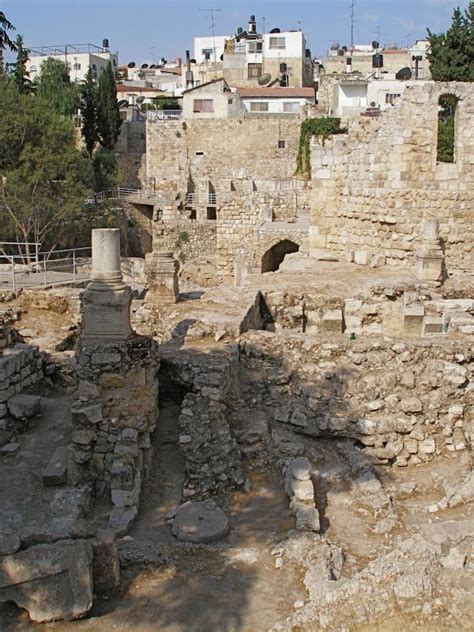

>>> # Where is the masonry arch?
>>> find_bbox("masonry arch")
[261,239,300,273]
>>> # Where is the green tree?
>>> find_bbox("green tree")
[427,3,474,81]
[35,57,80,116]
[0,11,17,77]
[81,67,98,155]
[97,62,122,149]
[0,80,94,253]
[11,34,33,94]
[93,147,118,192]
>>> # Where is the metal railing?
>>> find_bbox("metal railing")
[0,246,92,292]
[117,187,161,200]
[147,110,182,121]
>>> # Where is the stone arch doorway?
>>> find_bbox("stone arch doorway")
[261,239,300,273]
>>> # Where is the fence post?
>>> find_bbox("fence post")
[72,249,76,282]
[11,258,16,294]
[43,259,48,287]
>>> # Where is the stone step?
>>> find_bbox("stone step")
[42,446,68,487]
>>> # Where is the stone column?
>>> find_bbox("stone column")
[81,229,133,347]
[144,250,179,305]
[415,219,444,283]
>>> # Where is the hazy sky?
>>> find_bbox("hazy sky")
[3,0,470,64]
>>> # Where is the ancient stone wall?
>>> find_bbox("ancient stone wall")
[160,347,244,499]
[310,82,474,274]
[116,121,147,189]
[156,222,217,268]
[69,338,159,513]
[0,344,43,427]
[238,331,472,467]
[0,309,16,352]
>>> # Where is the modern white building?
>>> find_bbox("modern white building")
[194,35,230,64]
[26,43,118,83]
[237,86,315,114]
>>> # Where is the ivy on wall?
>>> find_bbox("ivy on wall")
[295,117,347,179]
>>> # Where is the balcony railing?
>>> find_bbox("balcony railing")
[147,110,182,121]
[117,187,161,200]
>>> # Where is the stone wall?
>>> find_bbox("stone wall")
[0,309,16,352]
[0,344,43,427]
[116,121,147,189]
[310,82,474,274]
[238,331,472,467]
[156,221,217,268]
[69,338,159,512]
[160,346,244,499]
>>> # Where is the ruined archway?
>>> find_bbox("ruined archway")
[261,239,300,273]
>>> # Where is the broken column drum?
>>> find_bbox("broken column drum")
[415,219,444,283]
[144,250,179,305]
[81,229,133,346]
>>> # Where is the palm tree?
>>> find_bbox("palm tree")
[0,12,17,77]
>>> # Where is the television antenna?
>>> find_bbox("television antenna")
[349,0,357,51]
[199,8,222,77]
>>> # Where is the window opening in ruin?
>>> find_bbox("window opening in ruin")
[248,63,263,79]
[193,99,214,113]
[278,140,286,148]
[261,239,299,273]
[195,151,204,156]
[437,94,459,164]
[250,101,269,112]
[207,207,217,220]
[189,209,197,220]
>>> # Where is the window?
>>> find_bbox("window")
[248,63,263,79]
[269,37,286,49]
[437,94,459,163]
[278,140,286,149]
[248,41,263,54]
[202,48,213,60]
[193,99,214,113]
[283,102,299,113]
[73,63,81,70]
[385,93,401,105]
[250,101,269,112]
[30,65,37,73]
[228,98,233,104]
[195,151,204,155]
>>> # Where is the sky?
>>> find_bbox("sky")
[2,0,470,65]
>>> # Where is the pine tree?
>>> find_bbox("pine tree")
[35,57,81,117]
[11,35,32,94]
[97,62,121,149]
[427,3,474,81]
[81,67,98,155]
[0,11,17,77]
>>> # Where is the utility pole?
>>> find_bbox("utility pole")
[349,0,356,51]
[199,8,222,78]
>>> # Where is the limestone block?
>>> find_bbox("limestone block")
[403,305,424,336]
[287,478,315,502]
[0,533,21,556]
[423,316,444,335]
[92,531,121,593]
[290,457,312,481]
[354,250,370,265]
[290,500,320,532]
[321,309,344,334]
[108,505,138,536]
[0,540,93,622]
[7,394,41,420]
[171,501,229,543]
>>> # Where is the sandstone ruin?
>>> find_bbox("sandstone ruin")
[0,79,473,631]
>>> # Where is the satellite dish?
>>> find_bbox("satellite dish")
[258,73,272,85]
[141,63,149,69]
[150,64,156,69]
[396,66,412,80]
[372,41,379,49]
[137,70,145,78]
[270,27,281,33]
[118,99,129,108]
[136,96,145,104]
[220,54,224,61]
[128,61,136,68]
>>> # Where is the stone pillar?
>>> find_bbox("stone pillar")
[81,229,133,347]
[415,219,444,283]
[144,250,179,305]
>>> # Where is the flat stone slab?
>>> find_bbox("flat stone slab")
[7,394,41,420]
[290,457,311,481]
[0,539,93,622]
[0,533,21,556]
[43,446,68,486]
[171,501,229,544]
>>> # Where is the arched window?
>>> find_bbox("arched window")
[437,94,459,163]
[261,240,299,273]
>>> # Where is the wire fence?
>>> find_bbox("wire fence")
[0,244,92,292]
